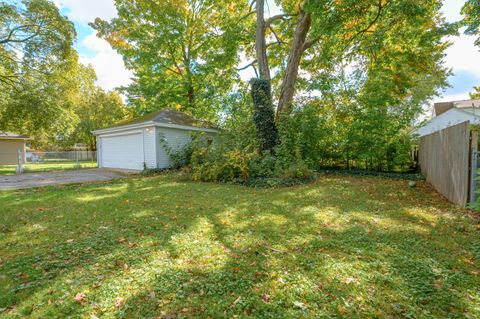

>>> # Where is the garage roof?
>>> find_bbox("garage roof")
[93,108,219,135]
[0,131,29,140]
[113,108,216,129]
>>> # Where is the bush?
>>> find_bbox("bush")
[191,144,258,183]
[160,93,415,187]
[159,132,209,169]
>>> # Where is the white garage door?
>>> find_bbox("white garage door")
[101,133,144,170]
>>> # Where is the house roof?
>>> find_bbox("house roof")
[0,131,29,140]
[434,99,480,116]
[111,108,217,129]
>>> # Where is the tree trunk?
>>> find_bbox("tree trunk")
[256,0,270,80]
[187,84,195,109]
[276,10,311,117]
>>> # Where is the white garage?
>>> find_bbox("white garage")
[93,108,218,170]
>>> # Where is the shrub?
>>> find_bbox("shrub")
[191,144,258,183]
[159,132,209,169]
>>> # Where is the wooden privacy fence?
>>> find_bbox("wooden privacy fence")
[418,121,478,207]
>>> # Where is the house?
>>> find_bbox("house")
[92,108,218,170]
[416,99,480,137]
[0,131,29,165]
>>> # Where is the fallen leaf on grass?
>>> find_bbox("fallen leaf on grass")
[231,296,241,308]
[293,301,307,310]
[114,297,125,309]
[148,290,156,300]
[74,293,87,305]
[18,273,29,279]
[262,294,270,304]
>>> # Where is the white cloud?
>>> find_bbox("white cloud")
[439,92,473,103]
[80,33,133,91]
[54,0,117,24]
[53,0,131,91]
[444,34,480,76]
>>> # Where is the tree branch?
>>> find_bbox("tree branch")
[0,24,42,44]
[265,13,297,27]
[344,0,389,49]
[237,60,257,71]
[238,11,256,22]
[302,35,321,51]
[269,26,285,44]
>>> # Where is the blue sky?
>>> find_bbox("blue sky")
[54,0,480,102]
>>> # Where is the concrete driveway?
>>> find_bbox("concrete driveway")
[0,168,137,190]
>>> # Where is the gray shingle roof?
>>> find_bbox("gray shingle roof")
[111,108,217,129]
[0,131,29,139]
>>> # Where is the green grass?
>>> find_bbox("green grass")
[0,173,479,318]
[0,161,98,175]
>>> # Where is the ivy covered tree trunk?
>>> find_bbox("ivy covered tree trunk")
[251,78,278,153]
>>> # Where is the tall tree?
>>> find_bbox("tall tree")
[92,0,249,121]
[249,0,454,118]
[0,0,76,87]
[69,88,130,150]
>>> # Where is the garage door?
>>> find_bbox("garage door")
[101,133,144,170]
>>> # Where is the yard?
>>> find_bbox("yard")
[0,161,97,175]
[0,173,479,318]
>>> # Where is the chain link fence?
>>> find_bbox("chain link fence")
[0,150,97,175]
[26,150,97,163]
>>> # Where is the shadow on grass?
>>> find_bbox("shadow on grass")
[0,174,478,318]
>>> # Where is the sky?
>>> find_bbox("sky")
[54,0,480,103]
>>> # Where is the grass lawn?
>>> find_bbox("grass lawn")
[0,161,98,175]
[0,174,479,318]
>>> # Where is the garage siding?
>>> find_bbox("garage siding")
[0,139,26,165]
[143,128,156,169]
[96,124,217,170]
[156,127,192,168]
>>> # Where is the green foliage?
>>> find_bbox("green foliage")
[68,87,131,150]
[0,1,126,150]
[470,86,480,99]
[0,0,79,147]
[250,78,278,153]
[159,132,209,170]
[463,0,480,46]
[191,145,257,183]
[0,0,76,87]
[91,0,249,121]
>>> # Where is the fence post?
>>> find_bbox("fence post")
[16,149,23,174]
[469,131,478,205]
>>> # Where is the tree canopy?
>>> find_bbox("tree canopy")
[0,0,130,149]
[462,0,480,46]
[91,0,250,121]
[247,0,454,117]
[0,0,76,87]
